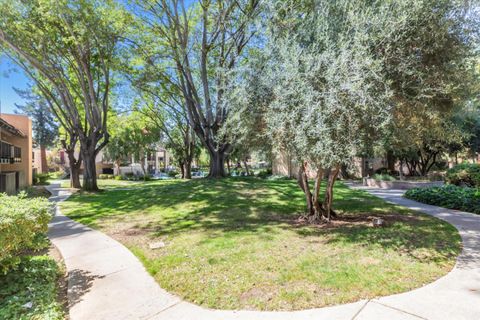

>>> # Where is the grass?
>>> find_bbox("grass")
[0,250,65,319]
[60,178,461,311]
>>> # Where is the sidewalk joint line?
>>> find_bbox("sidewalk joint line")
[144,300,183,320]
[351,299,370,320]
[371,301,427,319]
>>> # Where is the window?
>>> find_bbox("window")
[14,146,21,163]
[0,141,12,163]
[0,141,21,163]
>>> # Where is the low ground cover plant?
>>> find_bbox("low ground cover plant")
[33,173,51,185]
[0,254,65,320]
[405,185,480,214]
[371,173,397,181]
[0,193,53,273]
[446,163,480,187]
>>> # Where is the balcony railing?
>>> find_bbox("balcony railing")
[0,141,22,164]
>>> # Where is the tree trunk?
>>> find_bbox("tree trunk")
[298,162,315,217]
[399,159,405,180]
[322,165,341,222]
[140,155,147,177]
[66,149,81,189]
[227,157,231,175]
[179,160,185,179]
[185,159,192,179]
[115,160,121,176]
[243,159,250,176]
[81,147,99,191]
[297,162,327,222]
[208,150,226,178]
[386,150,395,172]
[40,145,48,173]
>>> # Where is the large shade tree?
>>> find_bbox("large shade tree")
[0,0,129,190]
[380,0,478,176]
[131,0,261,178]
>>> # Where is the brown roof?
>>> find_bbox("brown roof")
[0,117,26,137]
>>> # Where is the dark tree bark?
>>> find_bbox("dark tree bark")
[179,160,185,179]
[386,150,395,172]
[184,159,192,179]
[227,157,231,175]
[208,149,227,178]
[243,159,250,176]
[323,165,341,221]
[67,150,82,189]
[61,135,82,189]
[81,143,98,191]
[297,162,340,223]
[40,145,48,173]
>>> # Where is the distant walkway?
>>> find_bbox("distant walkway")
[46,183,480,320]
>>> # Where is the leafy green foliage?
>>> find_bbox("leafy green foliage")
[256,168,273,179]
[33,173,51,185]
[0,193,54,273]
[405,185,480,214]
[0,255,64,320]
[371,174,397,181]
[13,86,58,148]
[98,174,115,180]
[446,163,480,187]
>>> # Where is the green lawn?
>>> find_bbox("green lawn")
[60,178,461,311]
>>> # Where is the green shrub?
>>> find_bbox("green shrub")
[267,175,291,181]
[446,163,480,187]
[405,185,480,214]
[0,255,64,319]
[99,174,116,180]
[167,170,178,178]
[256,168,273,179]
[114,175,122,180]
[371,173,396,181]
[33,173,50,185]
[0,193,54,273]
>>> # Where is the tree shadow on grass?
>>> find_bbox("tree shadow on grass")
[63,178,461,264]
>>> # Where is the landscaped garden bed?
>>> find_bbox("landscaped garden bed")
[405,163,480,214]
[0,192,66,319]
[60,178,460,311]
[405,185,480,214]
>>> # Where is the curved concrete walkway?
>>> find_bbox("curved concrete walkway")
[46,183,480,320]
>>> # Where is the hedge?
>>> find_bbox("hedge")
[33,173,50,185]
[0,193,54,273]
[404,185,480,214]
[446,163,480,187]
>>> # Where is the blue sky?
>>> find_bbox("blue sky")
[0,55,29,114]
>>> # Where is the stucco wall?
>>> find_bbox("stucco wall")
[0,114,33,187]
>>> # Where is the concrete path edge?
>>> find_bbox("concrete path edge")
[46,183,480,320]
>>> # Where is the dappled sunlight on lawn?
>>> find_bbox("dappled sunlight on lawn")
[60,178,461,311]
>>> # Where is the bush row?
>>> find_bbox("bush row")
[446,163,480,187]
[404,185,480,214]
[0,193,54,273]
[33,173,50,185]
